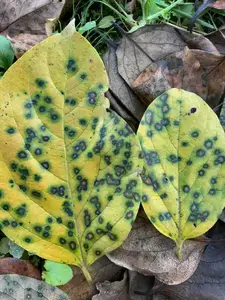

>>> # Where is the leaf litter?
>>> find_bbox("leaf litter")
[0,0,65,58]
[105,24,225,130]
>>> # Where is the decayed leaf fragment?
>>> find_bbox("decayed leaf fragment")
[0,21,142,279]
[137,88,225,257]
[92,271,129,300]
[132,47,207,105]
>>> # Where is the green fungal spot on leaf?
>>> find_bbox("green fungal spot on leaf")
[0,20,142,280]
[137,88,225,258]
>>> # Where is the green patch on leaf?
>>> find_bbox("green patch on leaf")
[42,260,73,286]
[98,16,115,29]
[78,21,97,35]
[137,88,225,257]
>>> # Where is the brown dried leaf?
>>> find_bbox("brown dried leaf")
[92,271,129,300]
[61,256,123,300]
[0,258,41,279]
[116,25,194,87]
[191,50,225,107]
[114,24,225,111]
[128,271,155,300]
[206,29,225,55]
[1,0,65,56]
[107,217,206,285]
[132,47,207,104]
[186,35,220,54]
[103,45,146,130]
[92,270,155,300]
[7,33,46,58]
[0,274,68,299]
[0,0,65,34]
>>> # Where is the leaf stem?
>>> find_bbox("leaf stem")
[176,239,184,259]
[81,265,92,282]
[146,0,183,22]
[94,0,137,26]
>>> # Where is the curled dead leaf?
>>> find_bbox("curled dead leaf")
[103,45,146,130]
[92,271,129,300]
[0,0,65,33]
[1,0,65,57]
[191,49,225,108]
[116,25,194,87]
[206,29,225,55]
[132,47,207,104]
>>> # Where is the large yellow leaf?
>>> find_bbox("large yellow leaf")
[137,88,225,257]
[0,23,142,279]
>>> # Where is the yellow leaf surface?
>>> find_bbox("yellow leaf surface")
[0,24,142,279]
[137,88,225,257]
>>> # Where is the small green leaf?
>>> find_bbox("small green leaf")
[8,240,24,259]
[98,16,115,29]
[144,0,161,16]
[78,21,97,35]
[0,237,10,256]
[42,260,73,286]
[137,88,225,258]
[0,36,14,71]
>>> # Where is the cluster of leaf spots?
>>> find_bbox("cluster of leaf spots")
[0,274,68,299]
[137,88,225,253]
[0,28,142,273]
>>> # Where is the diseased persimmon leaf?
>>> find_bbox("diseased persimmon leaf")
[0,274,69,299]
[0,22,142,279]
[137,88,225,257]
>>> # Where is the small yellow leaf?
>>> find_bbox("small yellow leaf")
[137,88,225,257]
[0,23,142,279]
